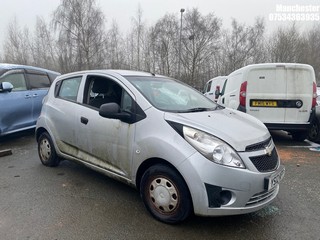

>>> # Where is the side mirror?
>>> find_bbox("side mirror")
[99,102,134,123]
[0,82,13,92]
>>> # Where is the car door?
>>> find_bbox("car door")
[0,70,33,134]
[51,75,83,154]
[25,71,52,123]
[75,75,136,179]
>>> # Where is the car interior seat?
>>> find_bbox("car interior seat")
[89,79,121,109]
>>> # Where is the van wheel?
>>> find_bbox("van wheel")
[308,118,320,143]
[140,164,192,224]
[291,131,308,142]
[38,132,60,167]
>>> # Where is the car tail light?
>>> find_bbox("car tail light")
[239,81,247,107]
[312,82,317,108]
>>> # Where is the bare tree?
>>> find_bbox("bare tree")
[130,4,145,70]
[3,5,319,86]
[301,24,320,84]
[222,17,266,74]
[52,0,107,72]
[267,23,304,63]
[147,14,179,76]
[105,20,127,69]
[3,17,32,65]
[31,17,58,70]
[181,8,221,88]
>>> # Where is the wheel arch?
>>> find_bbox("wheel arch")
[136,158,188,190]
[135,158,192,200]
[35,127,48,142]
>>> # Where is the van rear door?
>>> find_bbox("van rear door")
[246,66,286,124]
[246,65,313,125]
[285,66,313,124]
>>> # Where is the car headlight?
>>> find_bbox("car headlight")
[183,126,245,168]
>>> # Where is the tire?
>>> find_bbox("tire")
[38,132,60,167]
[291,130,308,142]
[140,164,192,224]
[308,118,320,143]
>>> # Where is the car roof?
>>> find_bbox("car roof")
[108,70,156,77]
[0,63,60,75]
[229,63,314,76]
[56,69,165,79]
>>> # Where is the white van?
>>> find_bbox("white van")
[218,63,317,141]
[203,76,226,102]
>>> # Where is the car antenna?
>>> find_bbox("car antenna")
[150,72,155,76]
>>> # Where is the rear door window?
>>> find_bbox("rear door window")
[26,73,51,89]
[57,77,82,101]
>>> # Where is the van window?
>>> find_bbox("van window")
[220,79,228,96]
[205,81,212,93]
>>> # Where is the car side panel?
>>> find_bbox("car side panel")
[31,89,49,123]
[76,106,135,178]
[0,90,33,134]
[44,97,78,154]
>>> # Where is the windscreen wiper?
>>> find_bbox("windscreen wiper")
[184,107,211,112]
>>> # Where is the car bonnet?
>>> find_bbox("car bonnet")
[164,108,270,152]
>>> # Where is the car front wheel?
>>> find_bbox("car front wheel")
[38,132,60,167]
[140,164,192,224]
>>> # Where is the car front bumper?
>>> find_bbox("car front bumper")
[179,151,284,216]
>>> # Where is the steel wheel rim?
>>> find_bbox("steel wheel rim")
[40,138,51,161]
[148,176,179,214]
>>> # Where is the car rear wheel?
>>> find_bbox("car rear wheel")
[308,118,320,143]
[38,132,60,167]
[140,164,192,224]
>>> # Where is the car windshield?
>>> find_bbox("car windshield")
[126,76,220,112]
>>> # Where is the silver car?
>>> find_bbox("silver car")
[36,70,285,224]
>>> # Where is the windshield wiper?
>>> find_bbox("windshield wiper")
[184,107,210,113]
[176,105,223,113]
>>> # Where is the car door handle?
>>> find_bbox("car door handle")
[25,95,32,99]
[80,117,89,125]
[33,94,38,98]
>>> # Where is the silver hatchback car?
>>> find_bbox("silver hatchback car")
[36,70,285,224]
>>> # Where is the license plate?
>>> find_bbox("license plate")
[264,165,285,190]
[252,100,277,107]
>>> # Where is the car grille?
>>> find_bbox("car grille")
[249,148,279,172]
[245,137,272,152]
[246,187,277,206]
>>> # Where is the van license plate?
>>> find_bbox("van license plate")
[252,100,277,107]
[265,166,285,190]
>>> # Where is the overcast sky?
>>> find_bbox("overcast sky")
[1,0,320,47]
